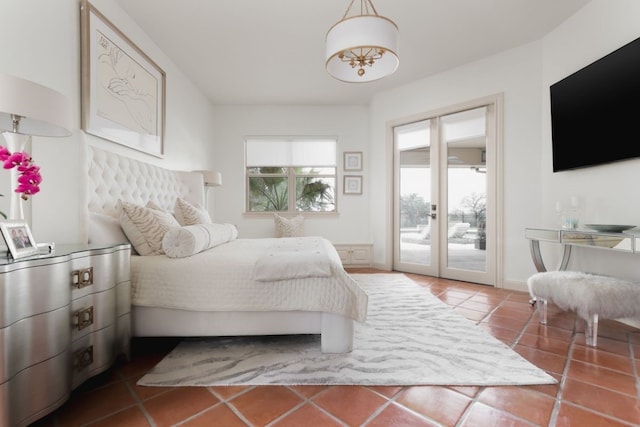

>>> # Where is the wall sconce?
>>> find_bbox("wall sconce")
[194,170,222,208]
[200,170,222,187]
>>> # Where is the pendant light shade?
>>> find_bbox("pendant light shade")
[325,0,399,83]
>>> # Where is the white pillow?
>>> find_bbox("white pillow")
[118,201,181,256]
[174,198,212,226]
[88,212,130,245]
[274,213,304,237]
[162,223,238,258]
[146,200,171,213]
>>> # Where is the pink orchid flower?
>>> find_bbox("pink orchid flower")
[3,152,30,169]
[0,147,10,162]
[0,145,42,201]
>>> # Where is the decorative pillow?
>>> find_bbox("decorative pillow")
[118,201,181,256]
[146,200,170,213]
[174,198,212,226]
[274,213,304,237]
[162,223,238,258]
[88,212,131,245]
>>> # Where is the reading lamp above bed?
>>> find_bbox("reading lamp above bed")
[199,170,222,187]
[195,170,222,207]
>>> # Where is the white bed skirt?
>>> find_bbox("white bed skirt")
[132,306,354,353]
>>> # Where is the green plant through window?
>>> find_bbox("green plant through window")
[248,167,335,212]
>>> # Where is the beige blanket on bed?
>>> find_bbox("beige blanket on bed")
[253,237,332,281]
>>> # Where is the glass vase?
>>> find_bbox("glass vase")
[3,132,29,221]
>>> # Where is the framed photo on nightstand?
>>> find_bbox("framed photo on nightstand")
[0,220,39,259]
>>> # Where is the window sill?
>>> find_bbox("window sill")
[242,211,340,218]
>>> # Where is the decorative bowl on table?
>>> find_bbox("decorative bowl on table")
[583,224,636,232]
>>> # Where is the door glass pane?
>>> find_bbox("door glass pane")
[442,108,487,271]
[397,121,431,266]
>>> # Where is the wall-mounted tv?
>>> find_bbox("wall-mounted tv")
[550,35,640,172]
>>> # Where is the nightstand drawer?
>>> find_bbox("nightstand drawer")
[0,305,69,383]
[116,281,131,317]
[70,324,117,389]
[1,350,69,427]
[70,289,116,342]
[70,252,120,298]
[0,261,70,328]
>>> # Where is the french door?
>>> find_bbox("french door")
[392,98,499,285]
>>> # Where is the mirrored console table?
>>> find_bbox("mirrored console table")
[525,227,640,271]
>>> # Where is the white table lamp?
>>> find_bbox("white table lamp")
[0,74,72,219]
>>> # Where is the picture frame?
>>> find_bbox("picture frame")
[0,221,39,260]
[343,175,363,195]
[344,152,363,171]
[80,0,166,158]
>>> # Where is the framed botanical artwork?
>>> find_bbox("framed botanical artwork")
[0,220,39,260]
[344,152,363,171]
[343,175,363,195]
[80,0,166,157]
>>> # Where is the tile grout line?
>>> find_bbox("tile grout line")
[122,374,158,427]
[629,331,640,401]
[546,315,580,427]
[456,298,538,427]
[208,386,257,426]
[278,386,350,427]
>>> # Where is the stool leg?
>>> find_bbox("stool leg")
[586,313,599,347]
[537,298,547,325]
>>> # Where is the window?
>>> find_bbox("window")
[246,137,337,213]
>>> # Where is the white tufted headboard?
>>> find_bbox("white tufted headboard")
[86,145,205,242]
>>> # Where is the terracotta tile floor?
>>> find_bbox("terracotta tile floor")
[32,269,640,427]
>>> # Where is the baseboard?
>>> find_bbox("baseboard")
[500,278,528,293]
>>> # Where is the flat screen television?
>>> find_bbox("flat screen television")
[550,35,640,172]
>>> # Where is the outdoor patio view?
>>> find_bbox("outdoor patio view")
[400,166,487,271]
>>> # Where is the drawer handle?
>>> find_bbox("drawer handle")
[72,267,94,289]
[73,306,94,330]
[73,345,93,371]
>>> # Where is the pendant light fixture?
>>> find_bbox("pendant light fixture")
[325,0,399,83]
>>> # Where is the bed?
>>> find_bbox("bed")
[85,145,367,353]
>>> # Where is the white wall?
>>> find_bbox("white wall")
[211,105,371,242]
[0,0,216,244]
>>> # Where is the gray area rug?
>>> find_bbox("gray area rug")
[137,274,556,387]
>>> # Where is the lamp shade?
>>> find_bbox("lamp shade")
[325,15,399,83]
[196,170,222,187]
[0,74,72,137]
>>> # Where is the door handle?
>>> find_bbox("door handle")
[430,212,437,219]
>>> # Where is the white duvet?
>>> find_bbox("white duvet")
[130,236,368,321]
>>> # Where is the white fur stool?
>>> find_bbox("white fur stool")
[527,271,640,347]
